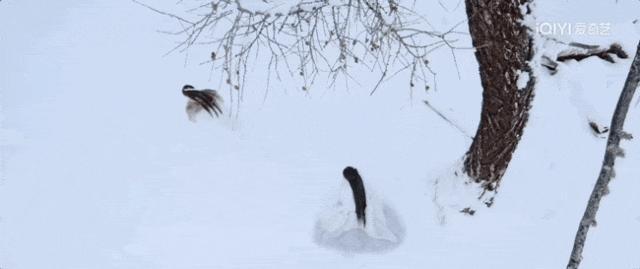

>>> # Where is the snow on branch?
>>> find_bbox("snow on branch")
[566,41,640,269]
[556,43,628,64]
[134,0,464,96]
[541,41,629,74]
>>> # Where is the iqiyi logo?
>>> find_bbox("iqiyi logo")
[536,22,612,36]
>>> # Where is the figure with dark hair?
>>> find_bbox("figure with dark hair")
[181,84,223,121]
[314,166,404,252]
[343,166,367,226]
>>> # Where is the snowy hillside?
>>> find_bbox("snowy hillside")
[1,0,639,268]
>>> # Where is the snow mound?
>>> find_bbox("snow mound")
[431,159,495,224]
[313,187,404,254]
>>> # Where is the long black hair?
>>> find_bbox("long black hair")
[343,166,367,226]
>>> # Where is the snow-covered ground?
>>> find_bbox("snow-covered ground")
[1,1,639,268]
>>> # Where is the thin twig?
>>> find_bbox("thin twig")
[567,41,640,269]
[136,0,465,101]
[423,100,473,139]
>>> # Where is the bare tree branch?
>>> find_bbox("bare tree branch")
[135,0,465,113]
[567,41,640,269]
[557,43,628,64]
[423,100,473,139]
[538,37,629,75]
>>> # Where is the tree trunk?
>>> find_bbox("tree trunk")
[463,0,536,191]
[566,41,640,269]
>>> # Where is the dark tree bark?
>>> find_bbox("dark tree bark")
[567,41,640,269]
[463,0,536,191]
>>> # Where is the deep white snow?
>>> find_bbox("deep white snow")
[1,1,639,269]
